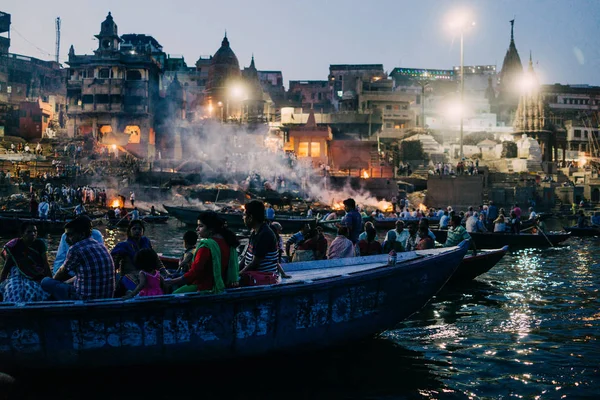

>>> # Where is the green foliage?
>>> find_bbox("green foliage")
[400,140,427,161]
[501,141,518,158]
[463,131,497,146]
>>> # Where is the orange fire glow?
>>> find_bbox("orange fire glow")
[418,203,428,212]
[362,171,369,179]
[110,199,121,208]
[332,201,345,210]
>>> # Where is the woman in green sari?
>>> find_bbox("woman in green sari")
[0,222,52,303]
[165,211,239,293]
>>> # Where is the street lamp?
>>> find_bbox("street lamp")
[417,71,429,130]
[448,10,475,159]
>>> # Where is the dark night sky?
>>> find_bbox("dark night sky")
[4,0,600,87]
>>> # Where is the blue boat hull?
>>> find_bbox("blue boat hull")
[0,242,468,369]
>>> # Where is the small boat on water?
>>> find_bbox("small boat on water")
[0,241,469,369]
[317,215,371,231]
[163,205,316,232]
[371,216,440,230]
[0,216,73,234]
[106,215,170,228]
[449,246,508,283]
[563,226,600,237]
[431,230,571,249]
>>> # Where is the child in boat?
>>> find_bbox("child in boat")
[123,248,165,299]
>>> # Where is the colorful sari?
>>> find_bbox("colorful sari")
[0,238,51,303]
[110,237,153,292]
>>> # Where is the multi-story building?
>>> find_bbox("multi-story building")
[65,12,162,158]
[288,80,333,112]
[328,64,387,111]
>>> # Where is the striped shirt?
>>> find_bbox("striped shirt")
[244,223,279,273]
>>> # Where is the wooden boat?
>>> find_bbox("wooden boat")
[0,241,469,369]
[0,216,72,234]
[563,226,600,237]
[371,216,440,230]
[317,215,371,231]
[106,215,169,228]
[448,246,509,283]
[431,229,571,249]
[164,205,316,232]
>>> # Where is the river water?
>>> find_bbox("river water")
[1,219,599,399]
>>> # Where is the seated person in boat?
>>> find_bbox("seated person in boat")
[238,200,281,286]
[42,218,115,300]
[532,216,547,235]
[358,221,375,242]
[466,212,487,233]
[416,225,435,250]
[166,211,240,293]
[444,216,473,248]
[577,210,588,228]
[358,225,383,256]
[292,228,321,262]
[404,222,419,252]
[439,210,450,230]
[150,206,157,216]
[269,222,286,262]
[509,211,521,234]
[493,215,507,233]
[123,249,165,299]
[54,215,104,274]
[383,220,409,253]
[175,230,198,274]
[327,226,356,259]
[417,219,437,242]
[316,226,328,259]
[286,223,311,260]
[111,220,166,295]
[0,222,51,303]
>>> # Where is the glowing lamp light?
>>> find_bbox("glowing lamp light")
[447,9,476,32]
[519,74,537,93]
[230,85,245,99]
[208,104,214,113]
[362,171,370,179]
[579,156,587,167]
[111,144,117,151]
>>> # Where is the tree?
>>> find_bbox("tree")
[501,141,518,158]
[400,140,427,161]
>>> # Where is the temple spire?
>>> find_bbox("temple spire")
[510,19,515,43]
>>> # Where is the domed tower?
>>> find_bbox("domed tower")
[167,74,186,120]
[205,33,242,106]
[94,12,121,55]
[242,55,266,123]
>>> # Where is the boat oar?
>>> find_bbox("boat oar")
[535,221,554,247]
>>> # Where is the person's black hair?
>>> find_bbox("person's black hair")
[198,211,240,247]
[343,198,356,209]
[419,218,430,228]
[127,219,145,237]
[64,217,92,238]
[135,248,159,273]
[244,200,265,223]
[20,222,36,235]
[451,216,462,226]
[365,225,377,242]
[337,226,349,238]
[183,230,198,246]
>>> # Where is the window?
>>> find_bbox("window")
[385,105,392,110]
[110,95,122,104]
[7,86,11,94]
[96,94,109,104]
[311,142,321,158]
[126,70,142,80]
[318,93,322,100]
[298,142,309,157]
[386,122,393,129]
[43,116,48,123]
[311,93,315,100]
[574,129,581,138]
[584,130,588,138]
[82,95,94,104]
[98,69,110,79]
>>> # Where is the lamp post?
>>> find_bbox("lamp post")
[459,30,464,159]
[217,101,223,123]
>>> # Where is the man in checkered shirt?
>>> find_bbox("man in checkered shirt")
[42,217,115,300]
